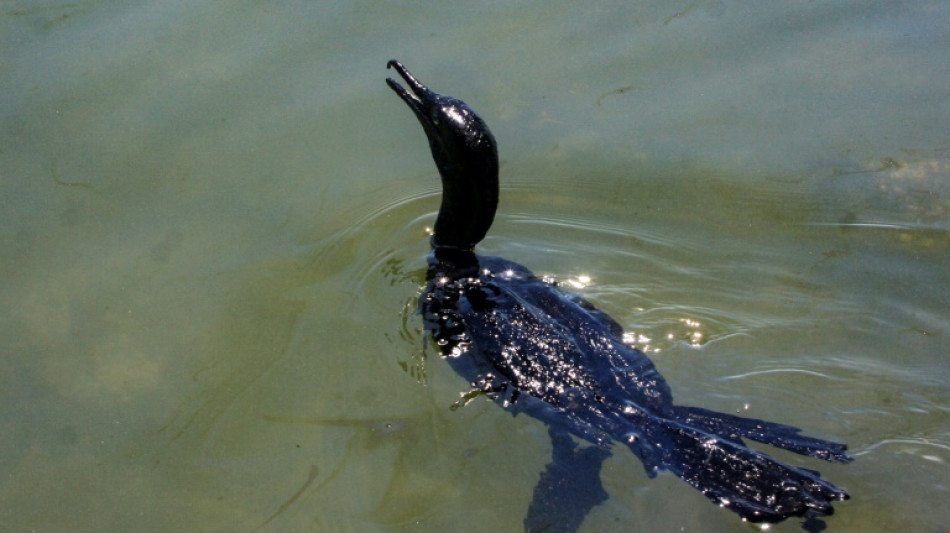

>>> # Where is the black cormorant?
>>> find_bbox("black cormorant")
[385,59,850,532]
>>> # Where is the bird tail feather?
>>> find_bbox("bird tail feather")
[672,405,852,463]
[622,408,850,522]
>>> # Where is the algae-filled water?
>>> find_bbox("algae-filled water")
[2,2,948,532]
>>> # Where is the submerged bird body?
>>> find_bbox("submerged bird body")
[386,60,850,529]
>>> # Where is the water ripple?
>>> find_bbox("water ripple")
[719,368,845,382]
[853,437,950,460]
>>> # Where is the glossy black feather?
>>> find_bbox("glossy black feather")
[421,250,850,523]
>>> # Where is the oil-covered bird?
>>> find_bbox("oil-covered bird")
[385,59,851,532]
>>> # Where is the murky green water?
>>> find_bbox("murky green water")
[2,2,948,532]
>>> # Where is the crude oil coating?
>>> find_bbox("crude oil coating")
[386,59,851,531]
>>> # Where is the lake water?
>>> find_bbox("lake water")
[2,2,948,532]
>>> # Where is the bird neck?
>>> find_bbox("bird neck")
[432,163,498,251]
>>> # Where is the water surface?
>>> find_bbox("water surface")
[2,2,948,532]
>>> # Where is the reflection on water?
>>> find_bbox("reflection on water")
[2,1,949,532]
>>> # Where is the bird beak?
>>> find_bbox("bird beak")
[386,59,437,125]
